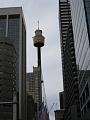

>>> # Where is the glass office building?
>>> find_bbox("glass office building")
[59,0,80,120]
[0,38,16,120]
[70,0,90,119]
[0,7,26,120]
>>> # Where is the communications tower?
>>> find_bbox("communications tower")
[32,22,49,120]
[32,22,45,105]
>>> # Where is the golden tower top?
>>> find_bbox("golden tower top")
[32,21,45,47]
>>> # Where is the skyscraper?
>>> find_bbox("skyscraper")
[70,0,90,119]
[59,0,80,119]
[0,7,26,120]
[27,66,41,105]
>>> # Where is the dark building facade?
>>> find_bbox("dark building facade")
[54,110,63,120]
[0,7,26,120]
[27,94,36,120]
[54,92,65,120]
[59,0,80,120]
[59,91,65,109]
[0,38,16,120]
[70,0,90,119]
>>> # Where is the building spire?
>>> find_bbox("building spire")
[38,20,39,29]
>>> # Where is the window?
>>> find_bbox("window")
[86,84,89,99]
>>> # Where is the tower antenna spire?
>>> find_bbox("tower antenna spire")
[38,20,39,29]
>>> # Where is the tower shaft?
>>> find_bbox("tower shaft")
[37,47,42,103]
[37,47,41,68]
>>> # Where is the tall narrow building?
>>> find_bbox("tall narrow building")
[70,0,90,119]
[0,7,26,120]
[27,66,41,105]
[59,0,80,119]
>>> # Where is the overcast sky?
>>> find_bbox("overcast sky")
[0,0,63,120]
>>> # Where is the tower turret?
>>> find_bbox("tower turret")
[33,29,45,47]
[32,21,45,48]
